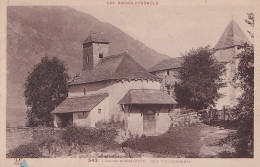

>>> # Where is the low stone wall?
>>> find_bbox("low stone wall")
[6,127,64,152]
[169,111,201,127]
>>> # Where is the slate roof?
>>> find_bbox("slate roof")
[118,89,177,105]
[149,57,184,72]
[51,93,108,114]
[69,52,160,85]
[83,33,109,44]
[214,20,251,50]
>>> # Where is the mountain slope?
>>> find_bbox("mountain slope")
[7,6,169,127]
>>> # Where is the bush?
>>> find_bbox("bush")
[7,143,44,158]
[61,126,118,146]
[95,120,124,129]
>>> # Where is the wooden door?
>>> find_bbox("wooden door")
[143,109,156,133]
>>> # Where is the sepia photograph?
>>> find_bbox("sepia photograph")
[1,0,258,166]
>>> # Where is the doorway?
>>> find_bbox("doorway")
[143,109,156,134]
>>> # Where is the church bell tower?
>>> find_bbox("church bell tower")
[82,32,109,70]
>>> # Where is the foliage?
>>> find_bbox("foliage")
[232,19,254,157]
[24,56,69,127]
[62,126,118,147]
[174,46,226,110]
[227,12,254,158]
[95,120,124,129]
[245,13,254,38]
[6,143,44,158]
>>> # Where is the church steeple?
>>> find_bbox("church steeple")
[214,19,250,50]
[213,18,251,110]
[82,32,109,71]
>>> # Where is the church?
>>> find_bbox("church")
[51,33,177,136]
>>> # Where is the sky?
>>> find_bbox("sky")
[72,5,253,58]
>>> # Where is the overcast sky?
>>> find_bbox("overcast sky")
[72,5,253,58]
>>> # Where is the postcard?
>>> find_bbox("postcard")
[0,0,259,167]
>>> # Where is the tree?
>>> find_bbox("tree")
[24,56,69,127]
[233,13,254,157]
[174,46,226,110]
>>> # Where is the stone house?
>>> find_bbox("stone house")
[149,57,184,98]
[51,33,176,135]
[149,19,250,110]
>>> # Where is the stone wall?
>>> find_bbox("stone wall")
[169,110,200,127]
[6,127,63,153]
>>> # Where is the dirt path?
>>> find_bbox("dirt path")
[199,126,236,157]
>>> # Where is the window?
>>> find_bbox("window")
[99,53,103,58]
[86,55,89,63]
[98,109,101,114]
[83,88,86,96]
[167,70,170,76]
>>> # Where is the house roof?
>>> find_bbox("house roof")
[214,20,251,50]
[149,57,184,72]
[51,93,108,114]
[69,52,160,85]
[118,89,177,105]
[83,33,109,44]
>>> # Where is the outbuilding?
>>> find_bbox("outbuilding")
[119,89,177,136]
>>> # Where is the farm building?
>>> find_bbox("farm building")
[51,33,177,135]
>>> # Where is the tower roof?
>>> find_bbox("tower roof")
[83,32,109,44]
[214,20,251,50]
[69,52,160,85]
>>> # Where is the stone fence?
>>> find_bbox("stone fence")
[169,110,201,127]
[6,127,64,152]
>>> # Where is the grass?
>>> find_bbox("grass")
[122,123,233,157]
[7,123,236,158]
[122,123,209,157]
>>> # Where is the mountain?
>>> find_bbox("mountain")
[7,6,169,127]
